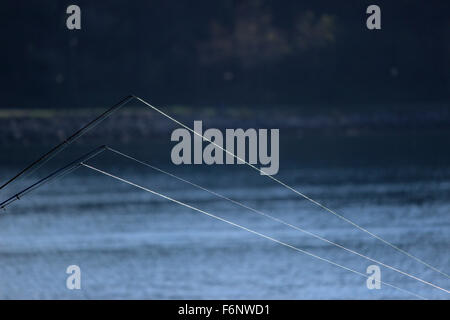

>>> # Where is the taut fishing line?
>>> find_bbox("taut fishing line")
[2,145,447,295]
[1,96,448,297]
[134,96,450,280]
[81,162,428,300]
[104,147,450,294]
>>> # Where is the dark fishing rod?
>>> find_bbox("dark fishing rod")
[0,95,135,192]
[0,145,108,210]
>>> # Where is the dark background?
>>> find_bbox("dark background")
[1,0,448,109]
[0,1,449,301]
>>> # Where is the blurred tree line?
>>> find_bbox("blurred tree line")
[0,0,448,108]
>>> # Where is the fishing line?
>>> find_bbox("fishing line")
[1,95,447,280]
[105,146,450,294]
[81,162,429,300]
[0,145,441,297]
[134,96,450,280]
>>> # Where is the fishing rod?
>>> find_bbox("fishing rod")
[0,95,134,192]
[0,145,107,210]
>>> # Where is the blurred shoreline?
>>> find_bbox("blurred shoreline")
[1,103,449,168]
[1,103,449,145]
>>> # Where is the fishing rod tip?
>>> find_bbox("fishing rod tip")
[132,95,145,103]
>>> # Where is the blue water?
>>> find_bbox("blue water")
[0,160,449,300]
